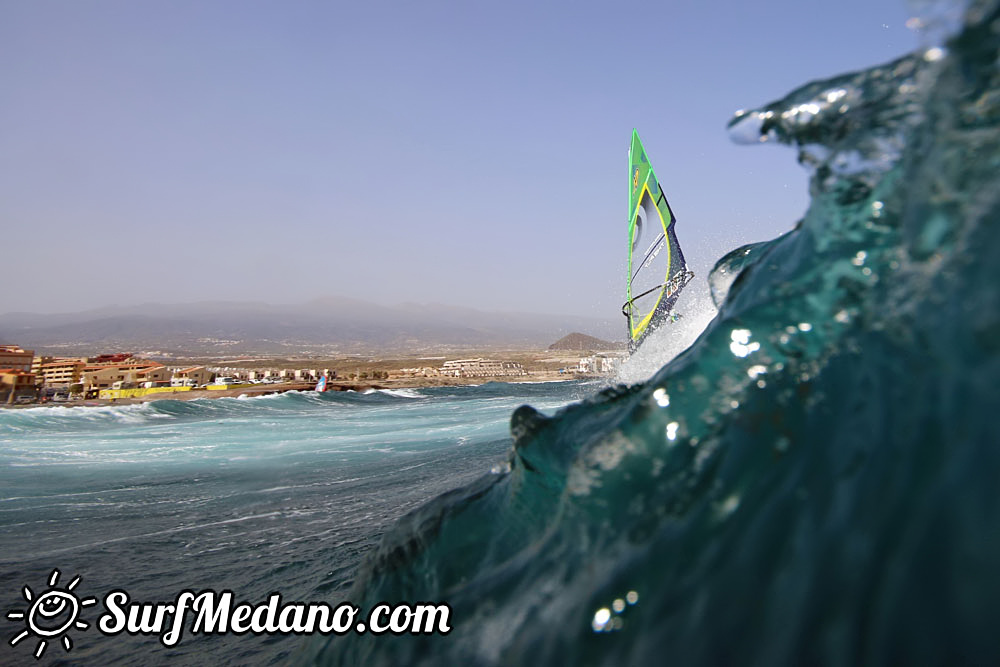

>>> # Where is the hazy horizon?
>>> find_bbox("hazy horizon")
[2,1,923,318]
[0,292,621,318]
[0,291,633,353]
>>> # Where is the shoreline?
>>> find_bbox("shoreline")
[2,371,596,409]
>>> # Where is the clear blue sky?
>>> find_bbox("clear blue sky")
[1,0,921,317]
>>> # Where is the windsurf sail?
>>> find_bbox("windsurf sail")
[315,374,327,392]
[623,129,694,353]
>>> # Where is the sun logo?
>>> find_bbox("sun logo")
[6,569,96,659]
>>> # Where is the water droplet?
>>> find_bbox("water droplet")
[924,46,946,62]
[823,88,847,103]
[652,387,670,407]
[729,329,760,357]
[592,608,612,632]
[719,494,741,517]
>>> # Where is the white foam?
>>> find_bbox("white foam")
[508,379,573,385]
[2,401,166,427]
[377,388,426,399]
[616,286,717,384]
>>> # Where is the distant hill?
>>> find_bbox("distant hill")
[548,332,619,351]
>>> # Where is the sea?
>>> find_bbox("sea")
[0,382,602,665]
[5,0,1000,664]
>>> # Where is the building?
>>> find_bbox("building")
[89,353,133,364]
[81,359,165,390]
[578,354,623,375]
[0,368,37,403]
[439,359,527,378]
[135,365,170,385]
[172,366,214,386]
[33,357,87,387]
[0,345,34,372]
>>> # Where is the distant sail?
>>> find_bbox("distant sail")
[623,129,694,353]
[315,374,327,392]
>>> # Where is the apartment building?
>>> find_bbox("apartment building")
[439,359,526,378]
[172,366,214,386]
[135,365,170,385]
[81,359,166,390]
[33,357,87,387]
[0,368,37,403]
[0,345,34,372]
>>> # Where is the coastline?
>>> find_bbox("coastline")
[2,370,591,409]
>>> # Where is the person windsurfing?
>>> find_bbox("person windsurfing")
[622,129,694,353]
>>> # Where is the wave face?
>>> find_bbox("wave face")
[306,4,1000,665]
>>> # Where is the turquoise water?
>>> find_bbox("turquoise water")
[0,383,594,664]
[305,2,1000,665]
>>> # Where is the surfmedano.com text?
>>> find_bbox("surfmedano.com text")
[98,589,452,647]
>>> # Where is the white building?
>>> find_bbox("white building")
[439,359,527,378]
[578,354,622,374]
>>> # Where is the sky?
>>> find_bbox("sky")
[1,0,925,318]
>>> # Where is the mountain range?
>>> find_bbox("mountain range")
[0,297,622,355]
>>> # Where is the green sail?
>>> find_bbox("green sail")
[623,129,693,352]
